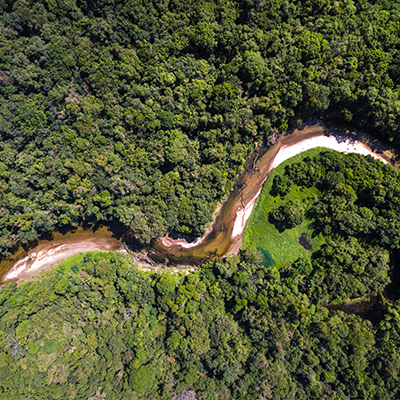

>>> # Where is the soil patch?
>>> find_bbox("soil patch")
[299,233,313,251]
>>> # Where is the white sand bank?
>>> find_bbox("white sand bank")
[271,135,388,170]
[159,203,223,249]
[2,130,393,281]
[231,134,389,240]
[2,236,125,283]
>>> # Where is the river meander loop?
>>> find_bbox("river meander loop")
[1,121,397,282]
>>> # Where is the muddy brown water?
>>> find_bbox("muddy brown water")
[1,121,398,282]
[146,122,398,265]
[0,225,124,283]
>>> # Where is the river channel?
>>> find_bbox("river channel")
[146,121,395,265]
[1,121,398,282]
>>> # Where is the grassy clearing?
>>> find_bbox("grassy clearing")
[56,252,99,271]
[29,251,110,283]
[242,147,329,268]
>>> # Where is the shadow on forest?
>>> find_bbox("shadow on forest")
[299,233,312,251]
[267,212,291,233]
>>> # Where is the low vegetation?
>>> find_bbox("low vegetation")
[243,148,326,268]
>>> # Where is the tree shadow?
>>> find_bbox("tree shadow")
[268,213,289,233]
[299,233,313,251]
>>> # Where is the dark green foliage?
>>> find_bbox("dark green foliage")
[271,175,293,197]
[270,200,305,230]
[0,0,400,253]
[264,151,397,303]
[1,0,400,398]
[308,239,390,304]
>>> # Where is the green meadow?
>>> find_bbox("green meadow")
[29,251,109,283]
[242,148,328,268]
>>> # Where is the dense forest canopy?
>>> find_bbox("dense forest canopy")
[245,149,400,304]
[0,246,399,400]
[1,151,400,399]
[0,0,400,252]
[2,1,400,399]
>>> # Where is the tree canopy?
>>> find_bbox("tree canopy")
[0,0,400,251]
[2,1,400,398]
[0,247,399,399]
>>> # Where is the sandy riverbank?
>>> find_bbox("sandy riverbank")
[159,203,223,250]
[227,132,390,241]
[1,226,125,283]
[271,134,388,170]
[2,123,397,281]
[151,123,396,264]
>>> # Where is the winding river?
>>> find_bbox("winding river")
[1,121,398,282]
[146,121,395,265]
[0,226,126,283]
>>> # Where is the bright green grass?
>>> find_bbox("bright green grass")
[30,250,110,282]
[242,147,332,268]
[58,252,92,269]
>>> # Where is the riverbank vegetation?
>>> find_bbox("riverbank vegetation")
[1,0,400,253]
[0,249,399,399]
[2,0,400,398]
[243,148,326,267]
[244,149,399,303]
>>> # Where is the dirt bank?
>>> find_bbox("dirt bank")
[1,226,125,283]
[2,121,398,280]
[271,134,388,170]
[155,121,395,262]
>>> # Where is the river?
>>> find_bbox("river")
[0,226,126,283]
[145,121,395,265]
[1,121,398,282]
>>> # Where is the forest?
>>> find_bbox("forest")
[1,0,400,399]
[0,245,399,400]
[245,149,398,304]
[1,152,400,399]
[0,0,400,252]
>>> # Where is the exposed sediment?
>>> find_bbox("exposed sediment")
[1,121,397,281]
[150,121,395,265]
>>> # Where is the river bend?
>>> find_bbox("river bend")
[1,122,397,282]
